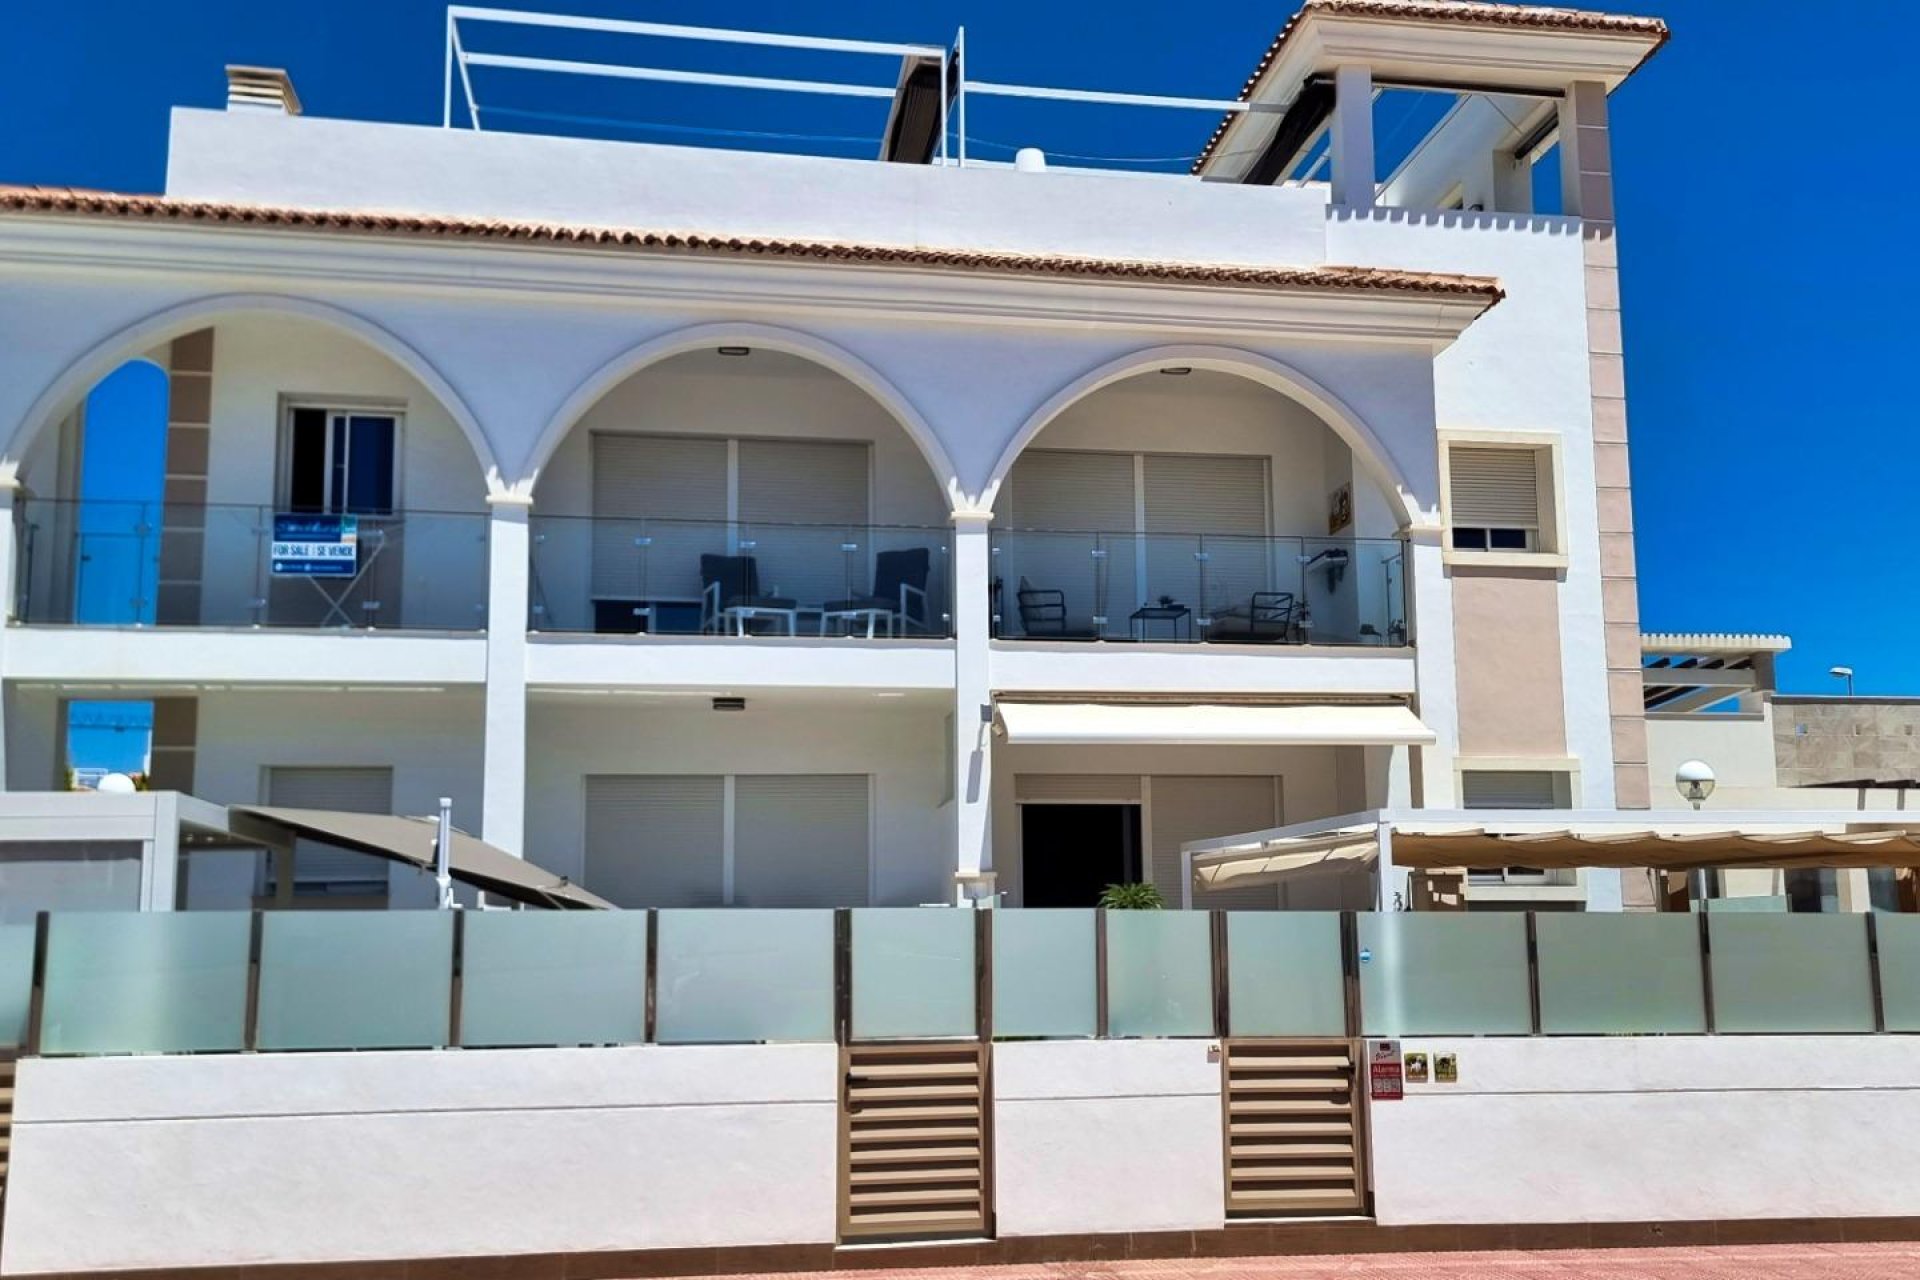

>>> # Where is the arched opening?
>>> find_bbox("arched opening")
[989,364,1411,648]
[527,342,957,640]
[10,310,496,632]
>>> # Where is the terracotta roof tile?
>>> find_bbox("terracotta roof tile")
[1192,0,1671,175]
[0,184,1503,303]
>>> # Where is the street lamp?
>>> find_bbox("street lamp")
[1830,665,1855,697]
[1675,759,1716,811]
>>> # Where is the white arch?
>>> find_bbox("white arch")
[5,293,503,490]
[980,345,1429,530]
[520,322,961,507]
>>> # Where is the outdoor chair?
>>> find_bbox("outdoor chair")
[1015,576,1101,639]
[1206,590,1298,644]
[821,547,933,634]
[699,554,797,634]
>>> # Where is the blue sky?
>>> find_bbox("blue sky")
[3,0,1915,699]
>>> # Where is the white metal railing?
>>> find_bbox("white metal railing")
[442,5,1259,170]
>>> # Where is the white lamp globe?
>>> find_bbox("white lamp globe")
[1674,760,1716,810]
[96,772,138,795]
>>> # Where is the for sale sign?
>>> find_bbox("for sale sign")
[1369,1039,1404,1101]
[272,514,359,577]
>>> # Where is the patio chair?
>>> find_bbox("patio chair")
[699,554,796,634]
[1206,590,1298,644]
[1015,577,1100,640]
[822,547,933,634]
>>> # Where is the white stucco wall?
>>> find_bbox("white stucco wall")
[0,1044,839,1275]
[525,694,949,907]
[1371,1036,1920,1225]
[1646,708,1781,796]
[993,1039,1224,1237]
[165,110,1331,273]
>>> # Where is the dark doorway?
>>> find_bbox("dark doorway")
[1020,803,1143,907]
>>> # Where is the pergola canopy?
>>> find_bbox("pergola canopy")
[230,806,611,910]
[1187,809,1920,896]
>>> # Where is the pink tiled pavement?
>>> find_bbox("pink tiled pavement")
[700,1244,1920,1280]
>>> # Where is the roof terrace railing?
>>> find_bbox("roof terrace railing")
[443,5,1262,170]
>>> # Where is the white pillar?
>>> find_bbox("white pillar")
[144,790,180,911]
[950,512,994,905]
[1330,64,1376,209]
[0,481,15,791]
[1406,531,1458,807]
[482,495,531,857]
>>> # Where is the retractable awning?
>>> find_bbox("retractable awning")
[995,701,1435,748]
[1188,809,1920,896]
[229,806,611,910]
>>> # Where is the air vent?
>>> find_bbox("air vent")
[226,66,302,116]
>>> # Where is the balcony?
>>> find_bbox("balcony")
[990,531,1407,648]
[529,516,954,640]
[11,499,490,632]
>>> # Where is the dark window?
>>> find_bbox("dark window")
[285,409,397,515]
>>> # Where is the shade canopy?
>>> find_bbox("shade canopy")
[230,806,611,909]
[1189,812,1920,895]
[996,701,1435,748]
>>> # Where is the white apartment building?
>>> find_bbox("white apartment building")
[0,0,1675,915]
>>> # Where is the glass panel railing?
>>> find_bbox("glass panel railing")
[1227,912,1346,1037]
[655,909,834,1043]
[459,910,648,1048]
[11,499,489,631]
[990,530,1408,646]
[1106,910,1213,1038]
[256,911,453,1050]
[1709,913,1876,1034]
[530,516,953,639]
[991,909,1097,1038]
[0,841,144,918]
[1358,913,1531,1036]
[851,908,974,1039]
[0,923,36,1050]
[1875,914,1920,1033]
[40,912,251,1055]
[1536,913,1706,1035]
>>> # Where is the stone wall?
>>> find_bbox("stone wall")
[1773,698,1920,787]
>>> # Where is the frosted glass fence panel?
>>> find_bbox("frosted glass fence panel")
[1876,915,1920,1033]
[852,909,974,1039]
[460,911,648,1048]
[1536,913,1705,1035]
[0,923,37,1049]
[257,911,453,1050]
[1359,913,1531,1036]
[656,910,834,1043]
[992,909,1097,1038]
[1227,912,1346,1037]
[41,913,251,1054]
[1107,911,1213,1038]
[1709,913,1875,1034]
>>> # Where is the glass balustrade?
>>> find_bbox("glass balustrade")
[7,905,1912,1057]
[989,531,1408,645]
[529,515,954,638]
[11,498,489,630]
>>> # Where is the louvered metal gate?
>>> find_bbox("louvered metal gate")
[1221,1039,1367,1216]
[839,1042,991,1241]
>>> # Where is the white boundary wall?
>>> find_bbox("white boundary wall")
[1371,1036,1920,1225]
[993,1039,1224,1237]
[0,1045,838,1274]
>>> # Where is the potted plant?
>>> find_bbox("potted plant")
[1097,882,1165,910]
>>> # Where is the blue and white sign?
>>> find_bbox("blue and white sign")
[271,514,359,578]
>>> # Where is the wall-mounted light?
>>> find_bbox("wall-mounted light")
[717,346,751,357]
[712,696,746,712]
[1674,759,1716,811]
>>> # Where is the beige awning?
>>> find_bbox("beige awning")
[230,806,611,910]
[996,701,1435,747]
[1190,814,1920,894]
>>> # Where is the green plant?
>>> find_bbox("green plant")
[1098,882,1165,910]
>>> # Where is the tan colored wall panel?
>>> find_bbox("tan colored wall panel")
[1450,570,1567,759]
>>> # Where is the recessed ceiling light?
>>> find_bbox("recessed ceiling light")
[717,346,751,357]
[1159,366,1192,376]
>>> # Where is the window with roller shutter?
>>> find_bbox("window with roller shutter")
[263,767,393,900]
[1445,444,1551,553]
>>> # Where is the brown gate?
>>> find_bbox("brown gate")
[1221,1038,1367,1216]
[838,1042,991,1242]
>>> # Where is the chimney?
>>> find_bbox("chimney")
[225,66,302,115]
